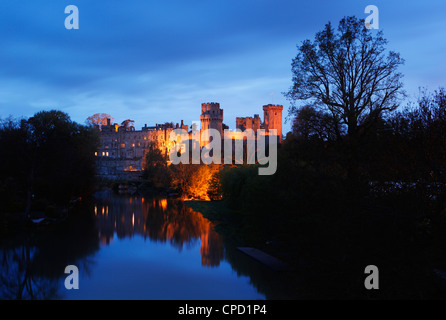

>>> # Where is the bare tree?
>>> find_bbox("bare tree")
[285,16,405,141]
[86,113,113,129]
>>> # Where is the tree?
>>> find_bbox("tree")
[292,105,337,141]
[0,110,99,219]
[86,113,113,129]
[207,169,223,200]
[385,88,446,184]
[121,119,135,131]
[285,16,405,141]
[143,142,170,189]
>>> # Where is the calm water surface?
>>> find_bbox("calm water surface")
[0,191,276,300]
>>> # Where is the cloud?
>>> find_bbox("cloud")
[0,0,445,138]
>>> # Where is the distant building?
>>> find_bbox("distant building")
[95,102,283,179]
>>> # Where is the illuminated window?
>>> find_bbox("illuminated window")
[106,152,109,157]
[95,152,97,156]
[102,152,105,156]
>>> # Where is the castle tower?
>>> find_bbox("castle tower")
[253,114,261,131]
[200,102,223,146]
[236,114,261,132]
[263,104,283,142]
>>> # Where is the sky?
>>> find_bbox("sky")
[0,0,445,134]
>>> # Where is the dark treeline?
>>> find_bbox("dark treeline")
[0,110,99,226]
[188,17,446,298]
[213,88,446,298]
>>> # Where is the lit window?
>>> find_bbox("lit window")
[102,152,105,156]
[106,152,109,157]
[95,152,97,156]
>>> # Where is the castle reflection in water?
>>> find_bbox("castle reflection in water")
[93,193,224,267]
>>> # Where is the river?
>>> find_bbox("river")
[0,191,293,300]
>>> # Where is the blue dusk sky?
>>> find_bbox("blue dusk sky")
[0,0,445,134]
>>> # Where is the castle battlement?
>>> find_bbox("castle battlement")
[262,104,283,110]
[236,113,262,132]
[201,102,221,112]
[201,102,223,121]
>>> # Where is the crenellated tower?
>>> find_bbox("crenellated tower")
[263,104,283,142]
[236,114,261,132]
[200,102,223,146]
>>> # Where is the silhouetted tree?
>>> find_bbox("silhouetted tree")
[285,16,405,142]
[292,105,337,141]
[0,110,99,219]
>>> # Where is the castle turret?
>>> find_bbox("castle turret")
[263,104,283,142]
[200,102,223,146]
[236,114,261,132]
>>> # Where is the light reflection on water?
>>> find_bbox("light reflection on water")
[0,191,265,300]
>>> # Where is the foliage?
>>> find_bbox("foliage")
[209,87,446,298]
[207,170,223,201]
[120,119,135,131]
[168,164,218,200]
[142,141,171,189]
[86,113,113,129]
[0,110,99,216]
[292,105,338,141]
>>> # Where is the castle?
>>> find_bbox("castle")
[96,102,283,179]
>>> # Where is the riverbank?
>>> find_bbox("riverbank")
[185,199,306,299]
[0,199,84,240]
[185,200,301,266]
[185,198,446,299]
[185,200,276,251]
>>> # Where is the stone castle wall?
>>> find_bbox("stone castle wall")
[96,102,283,179]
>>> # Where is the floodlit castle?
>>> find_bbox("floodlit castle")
[96,102,283,179]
